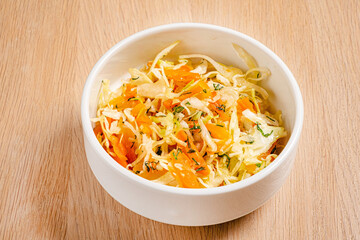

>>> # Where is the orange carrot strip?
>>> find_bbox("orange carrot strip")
[175,130,187,142]
[175,130,210,176]
[237,97,255,117]
[168,149,201,188]
[93,124,102,137]
[109,135,128,167]
[131,103,145,117]
[209,101,231,121]
[165,67,200,90]
[163,99,174,110]
[205,123,230,140]
[178,81,210,101]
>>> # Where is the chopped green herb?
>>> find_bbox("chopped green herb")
[203,89,207,93]
[216,104,226,112]
[256,72,260,78]
[180,91,192,96]
[256,123,273,137]
[145,161,159,172]
[196,167,205,172]
[190,123,200,130]
[172,148,181,160]
[135,171,140,174]
[213,83,224,91]
[245,140,254,144]
[131,76,140,80]
[115,104,118,108]
[218,153,230,160]
[191,158,200,165]
[145,162,150,172]
[128,97,138,101]
[173,106,184,113]
[185,102,191,105]
[130,142,135,148]
[266,116,276,122]
[218,153,231,168]
[216,124,224,127]
[187,149,196,153]
[256,163,262,168]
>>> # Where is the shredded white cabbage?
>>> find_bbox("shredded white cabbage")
[93,41,287,189]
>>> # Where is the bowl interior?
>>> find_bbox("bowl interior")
[85,24,300,187]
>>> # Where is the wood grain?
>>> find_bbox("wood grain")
[1,0,359,239]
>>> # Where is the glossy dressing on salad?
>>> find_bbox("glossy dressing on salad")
[92,41,287,188]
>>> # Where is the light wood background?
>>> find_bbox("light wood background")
[1,0,359,239]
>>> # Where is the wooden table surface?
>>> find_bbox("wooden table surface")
[1,0,359,239]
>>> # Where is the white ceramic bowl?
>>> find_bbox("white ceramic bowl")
[81,23,303,226]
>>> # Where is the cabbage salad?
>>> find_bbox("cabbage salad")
[92,41,287,188]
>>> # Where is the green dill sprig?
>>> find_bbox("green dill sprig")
[266,116,275,122]
[218,153,231,168]
[190,125,200,130]
[216,104,226,112]
[172,148,182,160]
[256,123,273,137]
[213,83,224,91]
[173,106,184,113]
[196,167,205,172]
[180,91,192,96]
[127,97,139,101]
[145,161,159,172]
[191,158,200,165]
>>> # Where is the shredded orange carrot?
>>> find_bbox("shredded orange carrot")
[209,101,231,121]
[108,135,128,167]
[205,123,230,140]
[175,130,210,176]
[237,97,255,117]
[168,149,201,188]
[165,66,200,90]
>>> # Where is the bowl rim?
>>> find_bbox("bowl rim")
[81,23,304,196]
